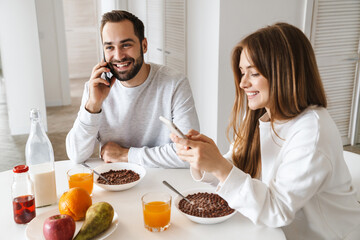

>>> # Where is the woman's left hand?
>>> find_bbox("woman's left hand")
[170,131,232,182]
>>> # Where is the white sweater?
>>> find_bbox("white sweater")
[196,106,360,239]
[66,63,199,168]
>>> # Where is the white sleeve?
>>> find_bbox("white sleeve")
[128,143,189,168]
[127,76,199,168]
[217,144,332,227]
[66,82,100,163]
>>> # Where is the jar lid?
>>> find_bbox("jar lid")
[13,165,29,173]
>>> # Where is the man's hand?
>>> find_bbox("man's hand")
[85,60,116,113]
[100,141,129,163]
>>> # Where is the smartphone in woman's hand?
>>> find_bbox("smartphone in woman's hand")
[159,116,187,139]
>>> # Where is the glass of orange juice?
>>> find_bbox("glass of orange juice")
[67,165,93,195]
[142,192,172,232]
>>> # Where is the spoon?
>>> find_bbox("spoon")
[162,180,193,204]
[81,162,110,184]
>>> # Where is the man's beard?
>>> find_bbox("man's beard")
[110,48,144,82]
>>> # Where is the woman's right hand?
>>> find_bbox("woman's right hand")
[85,60,116,113]
[170,130,233,183]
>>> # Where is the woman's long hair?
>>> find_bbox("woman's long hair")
[228,22,327,178]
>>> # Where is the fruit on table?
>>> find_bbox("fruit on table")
[43,214,75,240]
[59,187,92,221]
[74,202,114,240]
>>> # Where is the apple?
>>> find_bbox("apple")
[43,214,76,240]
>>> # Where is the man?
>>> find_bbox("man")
[66,10,199,168]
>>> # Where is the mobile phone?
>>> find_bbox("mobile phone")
[103,52,115,86]
[159,116,187,139]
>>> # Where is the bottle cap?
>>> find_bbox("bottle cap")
[29,108,40,120]
[13,165,29,173]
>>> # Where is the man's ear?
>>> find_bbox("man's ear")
[142,38,148,53]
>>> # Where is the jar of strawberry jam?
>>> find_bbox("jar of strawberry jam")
[11,165,36,224]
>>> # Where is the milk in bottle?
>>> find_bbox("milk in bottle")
[25,108,57,207]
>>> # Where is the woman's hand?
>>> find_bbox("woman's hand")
[170,130,233,182]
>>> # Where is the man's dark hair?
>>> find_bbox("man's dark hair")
[100,10,145,42]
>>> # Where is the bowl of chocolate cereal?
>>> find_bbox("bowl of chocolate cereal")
[93,162,146,191]
[174,188,236,224]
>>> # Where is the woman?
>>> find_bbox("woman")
[171,23,360,239]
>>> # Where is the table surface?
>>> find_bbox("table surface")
[1,159,286,240]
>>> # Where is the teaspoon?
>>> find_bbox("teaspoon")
[81,162,110,184]
[162,180,193,204]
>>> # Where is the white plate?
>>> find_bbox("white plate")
[25,208,119,240]
[174,188,236,224]
[93,162,146,191]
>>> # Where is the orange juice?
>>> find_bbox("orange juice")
[143,201,171,229]
[143,201,171,231]
[68,173,93,195]
[142,192,172,232]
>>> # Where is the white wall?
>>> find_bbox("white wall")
[188,0,307,153]
[0,0,70,135]
[128,0,146,24]
[0,0,47,134]
[187,0,220,142]
[36,0,70,107]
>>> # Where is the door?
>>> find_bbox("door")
[307,0,360,145]
[146,0,187,74]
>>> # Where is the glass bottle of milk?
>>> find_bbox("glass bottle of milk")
[25,108,57,207]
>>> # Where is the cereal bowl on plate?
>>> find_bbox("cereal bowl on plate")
[174,188,236,224]
[93,162,146,191]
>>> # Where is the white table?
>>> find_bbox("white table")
[0,159,286,240]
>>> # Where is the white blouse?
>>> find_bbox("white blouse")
[193,107,360,240]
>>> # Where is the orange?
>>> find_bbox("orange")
[59,187,92,221]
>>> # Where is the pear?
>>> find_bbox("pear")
[74,202,114,240]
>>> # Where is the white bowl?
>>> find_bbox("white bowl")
[174,188,236,224]
[93,162,146,191]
